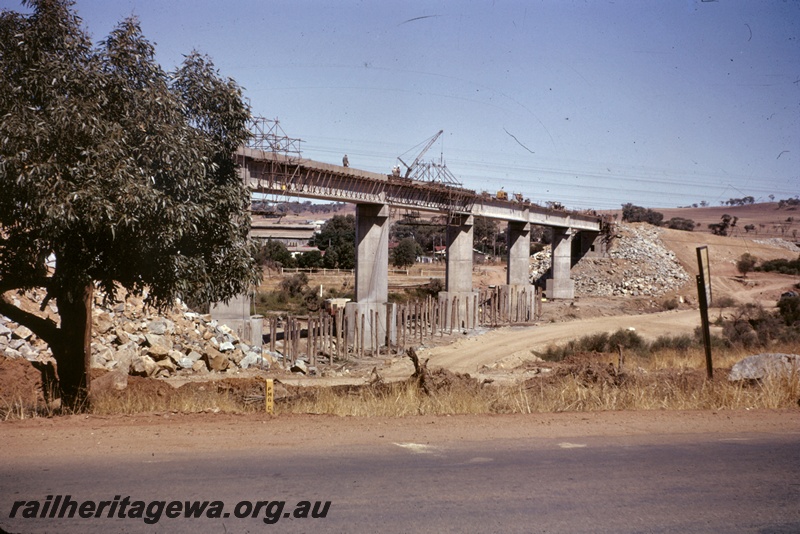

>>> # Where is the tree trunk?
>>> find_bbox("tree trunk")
[53,284,94,409]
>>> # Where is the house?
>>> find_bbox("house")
[250,217,318,250]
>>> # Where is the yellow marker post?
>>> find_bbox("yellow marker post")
[265,378,274,414]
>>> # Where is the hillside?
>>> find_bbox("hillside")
[602,202,799,241]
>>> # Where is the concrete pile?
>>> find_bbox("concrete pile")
[530,223,690,298]
[0,290,273,379]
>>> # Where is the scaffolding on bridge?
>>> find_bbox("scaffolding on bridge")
[246,117,303,157]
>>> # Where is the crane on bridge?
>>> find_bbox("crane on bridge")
[396,130,463,187]
[397,130,443,179]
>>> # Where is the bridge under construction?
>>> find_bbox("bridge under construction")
[235,126,606,349]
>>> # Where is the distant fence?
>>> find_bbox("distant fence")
[262,286,544,368]
[279,267,470,278]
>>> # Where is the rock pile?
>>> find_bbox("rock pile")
[530,223,690,298]
[753,238,800,252]
[0,290,273,379]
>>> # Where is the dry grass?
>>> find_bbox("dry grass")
[273,371,799,417]
[88,379,265,416]
[4,345,799,420]
[274,343,800,416]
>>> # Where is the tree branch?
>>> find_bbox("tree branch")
[0,274,53,295]
[0,293,60,347]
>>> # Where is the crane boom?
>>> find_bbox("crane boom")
[398,130,444,179]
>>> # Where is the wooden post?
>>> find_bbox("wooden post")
[368,309,374,356]
[473,294,478,330]
[270,317,276,353]
[451,296,457,334]
[265,378,274,415]
[292,318,298,364]
[323,314,329,363]
[419,302,423,343]
[385,304,392,351]
[360,312,365,358]
[336,308,344,363]
[305,318,310,362]
[343,315,349,360]
[696,246,714,379]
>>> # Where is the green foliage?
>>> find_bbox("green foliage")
[621,203,664,226]
[777,296,800,326]
[312,215,355,269]
[256,240,296,268]
[389,278,445,304]
[296,250,323,269]
[712,295,738,308]
[392,237,421,268]
[279,273,309,298]
[473,217,502,254]
[709,214,737,236]
[0,1,259,405]
[0,1,258,304]
[541,328,646,361]
[777,197,800,209]
[255,274,329,315]
[390,221,444,254]
[736,253,758,278]
[665,217,696,231]
[607,329,646,351]
[661,297,680,310]
[724,196,755,206]
[755,255,800,276]
[719,303,797,348]
[650,334,694,352]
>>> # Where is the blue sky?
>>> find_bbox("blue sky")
[5,0,799,209]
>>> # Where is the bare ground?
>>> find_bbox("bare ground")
[2,409,799,463]
[2,204,800,452]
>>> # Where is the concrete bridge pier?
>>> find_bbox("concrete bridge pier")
[439,214,479,330]
[545,226,575,300]
[345,203,395,349]
[503,221,536,320]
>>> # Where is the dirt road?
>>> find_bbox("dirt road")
[408,309,704,375]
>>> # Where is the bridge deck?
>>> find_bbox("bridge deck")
[236,148,603,232]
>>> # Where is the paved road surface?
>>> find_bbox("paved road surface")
[2,431,798,533]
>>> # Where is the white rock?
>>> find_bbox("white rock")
[12,325,33,340]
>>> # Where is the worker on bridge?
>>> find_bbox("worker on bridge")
[342,154,349,167]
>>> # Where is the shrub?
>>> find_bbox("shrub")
[736,253,758,278]
[256,240,296,268]
[665,217,696,231]
[722,318,759,348]
[621,203,664,226]
[608,329,645,351]
[302,287,323,312]
[712,295,738,308]
[662,297,679,311]
[296,250,323,269]
[650,334,694,352]
[778,296,800,326]
[755,255,800,276]
[718,302,796,348]
[578,332,610,352]
[392,237,421,268]
[279,273,309,298]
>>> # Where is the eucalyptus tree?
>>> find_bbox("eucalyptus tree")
[0,0,260,407]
